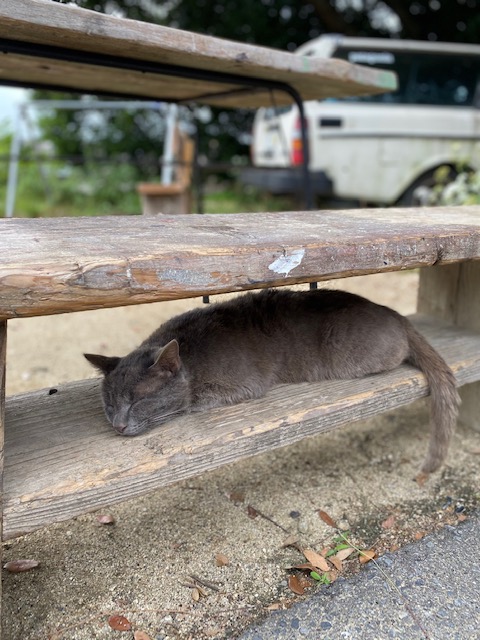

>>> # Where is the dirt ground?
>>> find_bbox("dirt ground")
[3,272,480,639]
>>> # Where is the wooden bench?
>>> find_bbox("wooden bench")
[137,130,196,215]
[2,206,480,542]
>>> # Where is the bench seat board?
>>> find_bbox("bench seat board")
[0,207,480,319]
[4,315,480,540]
[0,0,396,108]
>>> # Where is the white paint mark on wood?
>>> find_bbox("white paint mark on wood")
[268,249,305,276]
[158,268,214,287]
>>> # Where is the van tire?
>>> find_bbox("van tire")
[397,166,457,207]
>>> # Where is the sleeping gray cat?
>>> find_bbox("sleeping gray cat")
[85,288,459,474]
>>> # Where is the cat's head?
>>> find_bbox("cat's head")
[84,339,190,436]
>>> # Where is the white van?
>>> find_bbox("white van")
[245,35,480,206]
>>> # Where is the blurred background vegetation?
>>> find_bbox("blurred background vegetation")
[1,0,479,216]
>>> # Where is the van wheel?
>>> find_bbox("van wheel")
[397,167,457,207]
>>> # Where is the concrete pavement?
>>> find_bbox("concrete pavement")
[240,511,480,640]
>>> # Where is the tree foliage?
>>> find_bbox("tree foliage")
[68,0,480,45]
[33,91,169,177]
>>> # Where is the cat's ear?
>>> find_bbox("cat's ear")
[84,353,121,375]
[151,339,181,375]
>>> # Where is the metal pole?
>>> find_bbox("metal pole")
[5,104,23,218]
[161,104,178,185]
[29,99,164,110]
[283,86,313,210]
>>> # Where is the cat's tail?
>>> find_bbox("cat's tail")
[405,321,460,475]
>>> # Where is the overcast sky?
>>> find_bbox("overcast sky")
[0,86,29,130]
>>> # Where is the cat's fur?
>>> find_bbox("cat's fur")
[85,288,459,474]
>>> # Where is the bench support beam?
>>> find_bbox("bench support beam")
[418,261,480,431]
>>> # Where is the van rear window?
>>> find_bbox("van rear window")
[334,48,479,107]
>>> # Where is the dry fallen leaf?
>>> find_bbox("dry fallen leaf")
[96,514,116,525]
[228,491,245,504]
[457,513,468,522]
[247,505,259,519]
[414,531,425,540]
[267,602,283,611]
[3,559,40,573]
[289,562,316,571]
[303,549,330,572]
[318,510,338,528]
[288,574,305,595]
[134,632,153,640]
[381,514,396,529]
[328,569,339,583]
[335,547,355,561]
[359,550,376,564]
[192,587,201,602]
[415,472,428,486]
[281,533,301,549]
[108,615,131,631]
[215,553,229,567]
[329,556,343,572]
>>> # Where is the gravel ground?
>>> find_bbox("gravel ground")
[3,271,480,640]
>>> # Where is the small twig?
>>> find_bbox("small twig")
[180,581,198,589]
[188,573,221,592]
[248,504,290,534]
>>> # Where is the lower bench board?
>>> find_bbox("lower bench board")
[4,315,480,540]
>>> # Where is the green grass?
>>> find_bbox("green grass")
[1,161,145,218]
[1,157,295,218]
[202,185,294,215]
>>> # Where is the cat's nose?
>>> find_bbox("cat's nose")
[113,422,127,434]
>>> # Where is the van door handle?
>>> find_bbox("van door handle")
[319,117,343,127]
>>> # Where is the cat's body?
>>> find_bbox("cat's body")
[85,288,459,474]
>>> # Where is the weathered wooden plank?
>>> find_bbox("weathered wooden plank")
[0,0,396,108]
[0,52,244,105]
[418,262,480,432]
[0,321,6,635]
[1,207,480,319]
[4,316,480,540]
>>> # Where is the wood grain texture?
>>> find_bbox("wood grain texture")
[0,0,396,108]
[417,263,460,323]
[4,315,480,540]
[1,206,480,319]
[418,262,480,431]
[0,321,6,632]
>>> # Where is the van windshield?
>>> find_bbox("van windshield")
[333,48,479,107]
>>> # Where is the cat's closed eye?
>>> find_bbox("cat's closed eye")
[104,404,114,418]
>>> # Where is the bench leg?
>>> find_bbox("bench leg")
[417,262,480,430]
[0,320,5,640]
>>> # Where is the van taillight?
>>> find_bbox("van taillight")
[291,115,307,166]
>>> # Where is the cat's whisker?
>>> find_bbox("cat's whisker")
[137,409,184,430]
